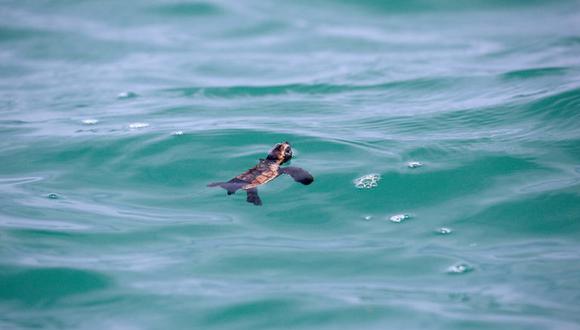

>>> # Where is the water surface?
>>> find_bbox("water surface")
[1,0,580,329]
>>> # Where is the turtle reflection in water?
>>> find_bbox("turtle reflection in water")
[207,142,314,205]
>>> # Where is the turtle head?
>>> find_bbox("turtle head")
[267,141,292,164]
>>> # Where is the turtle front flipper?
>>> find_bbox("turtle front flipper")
[280,166,314,185]
[246,188,262,206]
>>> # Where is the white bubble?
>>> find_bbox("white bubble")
[389,214,410,223]
[438,227,452,234]
[407,161,423,168]
[353,173,380,189]
[81,119,99,125]
[363,215,372,221]
[129,122,149,129]
[117,91,138,99]
[171,130,184,136]
[447,263,473,274]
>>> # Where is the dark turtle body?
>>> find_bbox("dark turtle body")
[207,142,314,205]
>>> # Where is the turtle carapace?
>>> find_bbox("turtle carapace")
[207,142,314,205]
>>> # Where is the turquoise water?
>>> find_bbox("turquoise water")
[2,0,580,329]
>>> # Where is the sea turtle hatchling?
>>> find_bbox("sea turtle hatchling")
[207,142,314,205]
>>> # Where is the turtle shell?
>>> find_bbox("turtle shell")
[236,160,280,189]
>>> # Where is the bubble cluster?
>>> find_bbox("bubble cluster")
[407,161,423,168]
[47,193,59,199]
[447,263,473,274]
[353,173,381,189]
[389,214,410,223]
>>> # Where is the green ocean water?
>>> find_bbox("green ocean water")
[1,0,580,329]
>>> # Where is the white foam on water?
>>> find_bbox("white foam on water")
[171,130,184,136]
[438,227,452,234]
[117,91,138,99]
[129,122,149,129]
[407,161,424,168]
[81,119,99,125]
[447,263,473,274]
[389,214,410,223]
[353,173,380,189]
